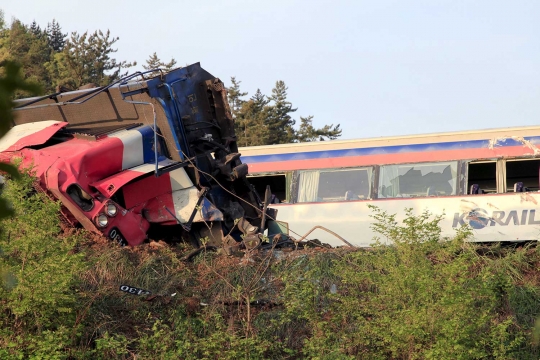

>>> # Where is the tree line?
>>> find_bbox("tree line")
[0,10,341,145]
[228,78,341,146]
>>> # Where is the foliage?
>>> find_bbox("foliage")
[46,19,66,52]
[228,76,247,116]
[280,207,536,359]
[0,176,539,357]
[0,19,51,95]
[0,56,41,322]
[0,15,134,94]
[266,80,297,144]
[235,89,271,146]
[142,52,177,76]
[230,77,342,146]
[48,30,136,90]
[0,61,40,219]
[0,169,87,358]
[296,115,342,142]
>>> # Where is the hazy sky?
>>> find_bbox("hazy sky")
[3,1,539,140]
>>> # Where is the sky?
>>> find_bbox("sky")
[2,0,540,140]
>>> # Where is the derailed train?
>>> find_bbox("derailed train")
[1,63,276,252]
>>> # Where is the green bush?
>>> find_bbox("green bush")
[1,173,540,358]
[0,170,87,358]
[281,207,536,359]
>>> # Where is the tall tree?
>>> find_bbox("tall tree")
[46,19,66,52]
[49,30,135,89]
[29,20,43,38]
[0,19,52,95]
[295,115,342,142]
[143,52,177,76]
[228,78,343,146]
[227,77,247,118]
[235,89,271,147]
[265,80,296,144]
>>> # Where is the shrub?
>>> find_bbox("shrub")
[1,175,539,358]
[281,207,532,359]
[0,170,87,358]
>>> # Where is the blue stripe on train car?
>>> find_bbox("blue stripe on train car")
[136,126,157,164]
[241,136,540,164]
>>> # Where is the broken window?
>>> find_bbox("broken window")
[297,167,372,203]
[505,159,540,192]
[247,173,289,203]
[467,161,496,194]
[378,162,458,198]
[67,184,94,211]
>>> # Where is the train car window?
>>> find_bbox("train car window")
[378,162,458,198]
[505,159,540,192]
[467,161,497,194]
[247,173,289,203]
[297,167,372,203]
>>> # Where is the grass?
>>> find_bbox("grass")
[1,174,540,358]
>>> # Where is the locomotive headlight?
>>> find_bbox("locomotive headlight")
[96,213,109,228]
[106,203,118,217]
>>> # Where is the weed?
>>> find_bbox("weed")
[2,176,540,358]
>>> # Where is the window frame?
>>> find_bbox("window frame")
[66,183,95,212]
[377,161,460,199]
[502,157,540,193]
[465,159,500,194]
[246,172,292,203]
[293,166,374,204]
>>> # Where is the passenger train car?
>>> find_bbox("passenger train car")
[240,126,540,247]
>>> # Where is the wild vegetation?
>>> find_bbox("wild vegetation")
[1,170,540,358]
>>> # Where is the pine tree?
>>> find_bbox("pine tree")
[0,19,52,96]
[50,30,136,89]
[265,80,297,144]
[29,20,43,38]
[231,80,343,146]
[251,89,268,111]
[235,89,271,147]
[143,52,177,76]
[227,77,247,118]
[143,52,161,70]
[46,19,66,52]
[295,115,342,142]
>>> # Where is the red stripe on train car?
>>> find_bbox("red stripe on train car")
[246,146,533,173]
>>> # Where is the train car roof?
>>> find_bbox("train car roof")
[239,125,540,155]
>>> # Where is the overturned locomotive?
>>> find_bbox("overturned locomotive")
[1,63,276,252]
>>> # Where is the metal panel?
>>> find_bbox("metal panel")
[0,121,66,151]
[271,193,540,247]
